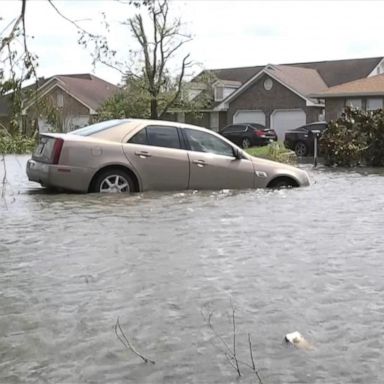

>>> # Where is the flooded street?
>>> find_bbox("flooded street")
[1,155,384,384]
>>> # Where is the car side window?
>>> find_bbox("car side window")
[146,126,181,149]
[185,128,235,157]
[128,128,148,144]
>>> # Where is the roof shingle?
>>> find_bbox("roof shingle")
[313,73,384,97]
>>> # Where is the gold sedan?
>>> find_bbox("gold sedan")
[26,119,310,193]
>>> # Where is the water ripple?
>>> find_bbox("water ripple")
[1,156,384,383]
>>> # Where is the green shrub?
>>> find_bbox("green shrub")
[246,142,296,164]
[0,134,36,154]
[321,107,384,167]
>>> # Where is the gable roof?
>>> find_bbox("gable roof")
[312,73,384,97]
[204,65,264,84]
[23,74,119,114]
[197,56,383,88]
[214,64,327,111]
[267,65,328,98]
[289,57,383,87]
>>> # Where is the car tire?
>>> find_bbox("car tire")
[242,138,251,149]
[294,141,308,157]
[268,177,297,189]
[93,169,134,193]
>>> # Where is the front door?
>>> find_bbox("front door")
[183,128,255,190]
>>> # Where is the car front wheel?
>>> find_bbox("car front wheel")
[268,177,298,189]
[294,141,308,157]
[242,138,251,149]
[93,169,134,193]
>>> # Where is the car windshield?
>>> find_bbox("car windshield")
[71,119,130,136]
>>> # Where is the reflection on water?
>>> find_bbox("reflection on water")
[1,155,384,383]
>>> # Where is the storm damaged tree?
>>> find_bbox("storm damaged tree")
[0,0,111,138]
[120,0,193,119]
[0,0,38,136]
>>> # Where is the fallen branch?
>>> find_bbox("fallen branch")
[248,333,263,384]
[114,317,155,364]
[1,153,7,200]
[231,306,241,376]
[202,304,264,383]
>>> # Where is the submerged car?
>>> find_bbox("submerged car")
[284,122,328,157]
[219,123,278,149]
[26,119,310,193]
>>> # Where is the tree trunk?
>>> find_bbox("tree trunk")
[150,98,158,119]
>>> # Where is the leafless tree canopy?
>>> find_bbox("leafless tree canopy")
[124,0,192,118]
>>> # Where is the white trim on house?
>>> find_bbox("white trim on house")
[312,91,384,98]
[306,99,325,107]
[213,65,323,111]
[368,58,384,77]
[213,80,241,102]
[22,82,96,115]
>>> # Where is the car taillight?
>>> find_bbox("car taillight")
[255,130,264,137]
[52,138,64,164]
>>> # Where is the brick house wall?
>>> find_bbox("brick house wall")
[227,74,322,127]
[325,96,384,121]
[324,98,346,121]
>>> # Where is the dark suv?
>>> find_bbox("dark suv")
[219,123,278,149]
[284,122,328,157]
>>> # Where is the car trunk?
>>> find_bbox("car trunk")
[32,134,65,164]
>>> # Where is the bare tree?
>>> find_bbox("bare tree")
[1,0,111,135]
[123,0,192,119]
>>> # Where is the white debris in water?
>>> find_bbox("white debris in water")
[285,331,313,350]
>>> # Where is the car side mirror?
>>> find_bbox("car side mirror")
[233,147,243,160]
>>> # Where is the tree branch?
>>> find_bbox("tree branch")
[159,53,190,117]
[114,317,155,364]
[0,0,26,53]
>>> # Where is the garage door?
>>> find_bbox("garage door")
[271,110,306,140]
[233,110,266,125]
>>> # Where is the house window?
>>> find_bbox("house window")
[214,86,224,101]
[264,78,273,91]
[366,98,383,111]
[57,93,64,107]
[214,86,237,101]
[346,98,362,109]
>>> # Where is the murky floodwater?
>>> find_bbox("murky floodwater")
[1,155,384,384]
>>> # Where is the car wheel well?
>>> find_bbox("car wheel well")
[267,176,299,189]
[89,165,140,193]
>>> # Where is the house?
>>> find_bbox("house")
[183,56,384,139]
[1,73,119,135]
[0,97,10,132]
[312,73,384,121]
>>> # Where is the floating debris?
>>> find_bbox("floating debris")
[285,331,313,350]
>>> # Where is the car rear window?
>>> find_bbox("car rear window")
[147,126,181,149]
[71,119,130,136]
[128,125,181,149]
[249,124,265,129]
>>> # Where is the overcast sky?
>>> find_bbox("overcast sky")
[1,0,383,84]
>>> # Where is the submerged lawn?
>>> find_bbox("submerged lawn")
[245,142,296,164]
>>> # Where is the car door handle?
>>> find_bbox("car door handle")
[135,151,152,158]
[192,159,206,167]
